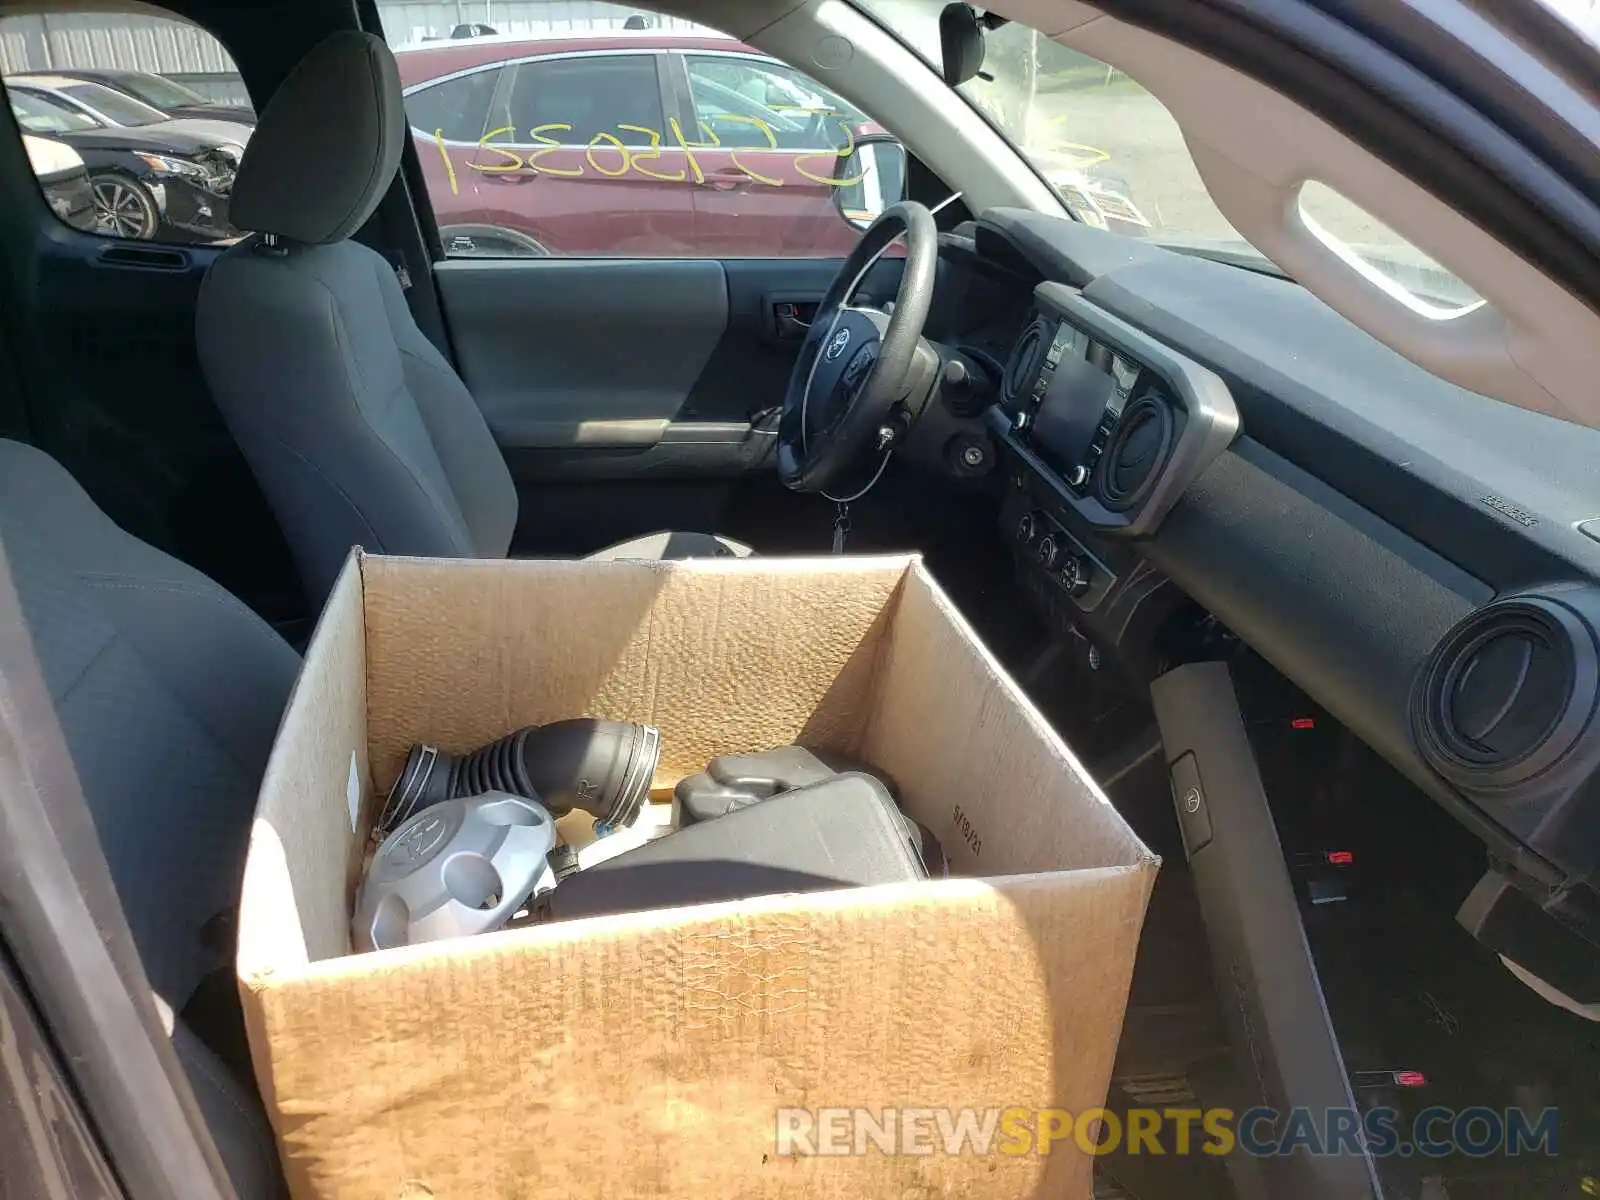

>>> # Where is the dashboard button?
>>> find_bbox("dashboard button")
[1170,752,1212,858]
[1059,555,1091,596]
[1017,512,1039,544]
[1065,464,1089,488]
[1036,533,1065,572]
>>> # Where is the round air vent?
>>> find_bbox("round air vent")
[1002,319,1052,409]
[1413,594,1600,792]
[1094,392,1174,511]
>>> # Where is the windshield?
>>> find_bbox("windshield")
[857,0,1481,307]
[119,72,207,110]
[8,88,99,133]
[59,81,166,126]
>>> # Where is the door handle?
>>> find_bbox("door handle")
[769,300,817,342]
[482,171,535,185]
[700,169,748,192]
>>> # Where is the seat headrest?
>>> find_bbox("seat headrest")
[231,31,405,246]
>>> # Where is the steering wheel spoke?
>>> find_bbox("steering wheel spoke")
[776,202,939,494]
[840,302,890,324]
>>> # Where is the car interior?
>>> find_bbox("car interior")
[1,0,1599,1197]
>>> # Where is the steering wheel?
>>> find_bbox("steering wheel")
[777,201,939,495]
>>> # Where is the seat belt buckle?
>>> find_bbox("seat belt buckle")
[387,254,413,291]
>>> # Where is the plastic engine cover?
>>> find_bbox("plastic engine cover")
[547,773,928,922]
[673,745,897,824]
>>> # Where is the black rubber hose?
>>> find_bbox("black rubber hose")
[380,719,660,833]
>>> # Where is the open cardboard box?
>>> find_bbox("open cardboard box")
[237,551,1158,1198]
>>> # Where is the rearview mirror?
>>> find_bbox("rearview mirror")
[831,137,908,231]
[939,3,1009,85]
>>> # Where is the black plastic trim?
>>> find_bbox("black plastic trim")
[1134,439,1577,885]
[1409,585,1600,888]
[1095,391,1174,512]
[1413,595,1596,790]
[1459,868,1600,1002]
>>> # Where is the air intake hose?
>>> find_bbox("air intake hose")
[381,719,660,833]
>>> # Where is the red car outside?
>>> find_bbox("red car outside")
[395,33,888,259]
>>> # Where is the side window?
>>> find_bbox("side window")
[498,55,665,147]
[383,26,908,261]
[0,8,251,244]
[685,56,863,151]
[404,68,501,144]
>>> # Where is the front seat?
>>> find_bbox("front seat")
[196,31,749,610]
[0,438,291,1197]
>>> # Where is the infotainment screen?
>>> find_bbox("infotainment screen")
[1031,352,1115,473]
[1023,325,1147,484]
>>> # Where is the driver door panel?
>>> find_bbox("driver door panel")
[431,254,903,554]
[433,254,905,470]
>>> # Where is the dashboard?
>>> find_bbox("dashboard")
[940,207,1600,998]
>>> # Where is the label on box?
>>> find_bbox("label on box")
[952,803,983,858]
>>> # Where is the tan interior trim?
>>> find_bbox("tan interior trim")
[992,0,1600,430]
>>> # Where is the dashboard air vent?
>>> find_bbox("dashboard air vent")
[1002,318,1052,410]
[1413,594,1600,791]
[1094,393,1174,511]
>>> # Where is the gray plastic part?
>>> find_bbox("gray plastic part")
[1150,662,1380,1200]
[354,791,558,951]
[1168,750,1212,857]
[548,772,927,923]
[435,258,729,446]
[673,745,889,824]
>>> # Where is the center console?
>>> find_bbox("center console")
[993,282,1240,540]
[990,284,1240,661]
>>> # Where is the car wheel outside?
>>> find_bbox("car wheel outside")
[90,174,158,240]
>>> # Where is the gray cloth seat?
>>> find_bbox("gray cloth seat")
[0,443,737,1198]
[196,31,749,611]
[0,438,289,1197]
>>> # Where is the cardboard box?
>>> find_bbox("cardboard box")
[237,552,1158,1198]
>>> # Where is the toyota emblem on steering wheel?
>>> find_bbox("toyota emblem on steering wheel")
[824,328,852,362]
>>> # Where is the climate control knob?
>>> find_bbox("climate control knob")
[1017,511,1040,544]
[1036,533,1066,572]
[1059,555,1091,596]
